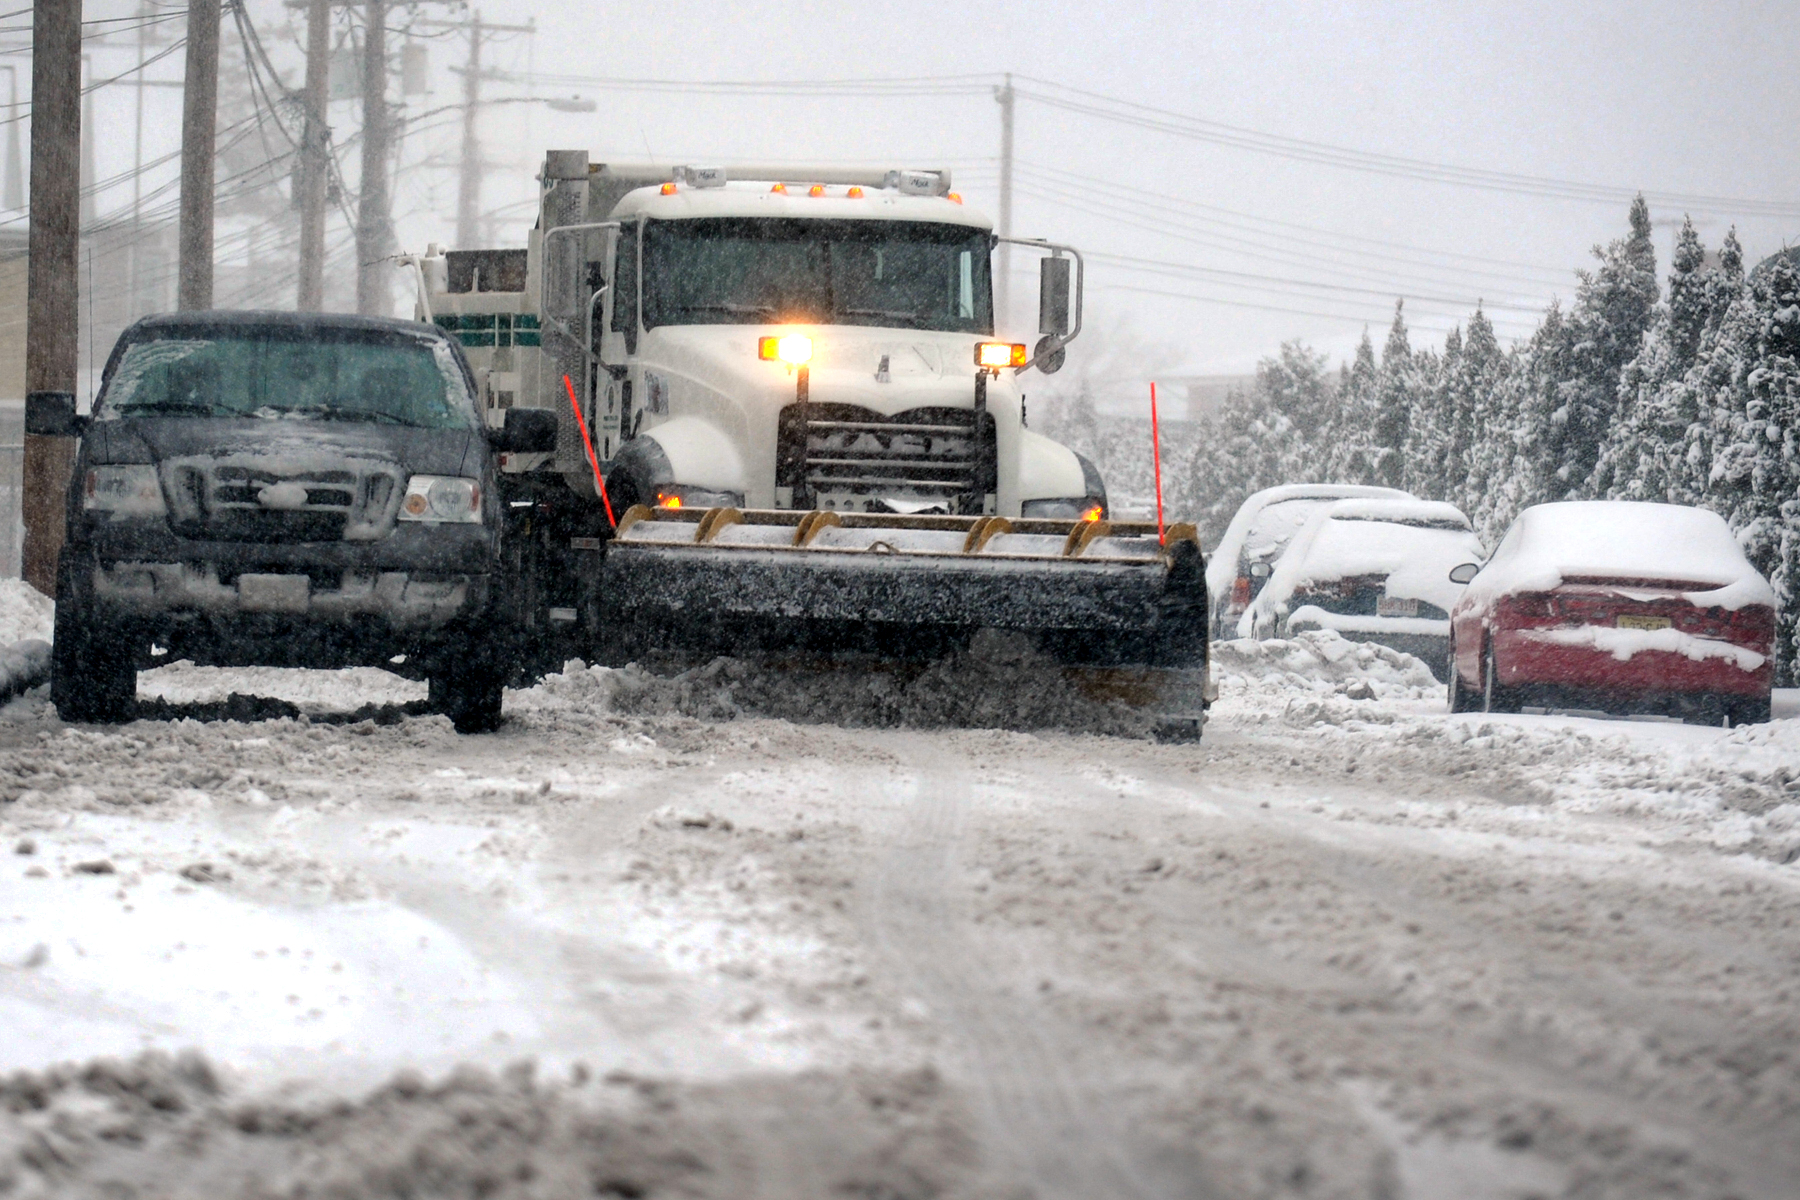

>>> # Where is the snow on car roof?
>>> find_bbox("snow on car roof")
[1465,501,1776,610]
[1254,503,1484,618]
[1318,498,1472,530]
[1205,483,1415,596]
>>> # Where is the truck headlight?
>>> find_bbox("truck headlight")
[84,465,166,516]
[1022,497,1105,521]
[655,485,744,510]
[399,475,482,523]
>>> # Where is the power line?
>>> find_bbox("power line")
[1008,75,1800,220]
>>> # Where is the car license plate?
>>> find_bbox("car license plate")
[1616,614,1671,631]
[1376,596,1418,618]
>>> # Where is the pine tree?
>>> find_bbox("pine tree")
[1555,195,1660,498]
[1404,325,1458,499]
[1372,301,1415,488]
[1324,329,1380,484]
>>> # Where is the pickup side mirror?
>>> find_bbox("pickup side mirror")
[490,407,558,453]
[1448,562,1480,585]
[25,391,86,438]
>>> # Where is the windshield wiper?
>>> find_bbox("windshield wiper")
[274,404,409,425]
[843,308,928,324]
[112,400,219,417]
[683,303,777,315]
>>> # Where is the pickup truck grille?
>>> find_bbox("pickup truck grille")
[776,403,997,515]
[162,456,405,543]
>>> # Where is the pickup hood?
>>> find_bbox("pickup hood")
[84,418,479,544]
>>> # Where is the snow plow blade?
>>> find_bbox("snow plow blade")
[594,506,1211,735]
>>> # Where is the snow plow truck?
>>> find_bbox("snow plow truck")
[415,154,1211,735]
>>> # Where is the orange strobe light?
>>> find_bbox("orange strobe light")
[657,493,683,509]
[759,334,814,366]
[659,181,678,195]
[974,342,1027,370]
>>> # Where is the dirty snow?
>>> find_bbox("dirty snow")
[0,593,1798,1197]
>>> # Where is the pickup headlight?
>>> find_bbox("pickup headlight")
[84,465,167,516]
[1021,497,1106,521]
[399,475,482,523]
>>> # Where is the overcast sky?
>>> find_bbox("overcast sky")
[67,0,1800,376]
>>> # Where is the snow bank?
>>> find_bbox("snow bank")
[1464,501,1776,609]
[1212,630,1442,696]
[0,578,52,646]
[0,639,50,700]
[1519,625,1767,672]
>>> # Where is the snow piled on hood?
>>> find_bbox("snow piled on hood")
[1464,501,1777,609]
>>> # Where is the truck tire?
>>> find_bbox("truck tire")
[430,661,505,733]
[51,556,137,724]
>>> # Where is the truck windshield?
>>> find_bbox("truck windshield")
[96,329,477,429]
[641,218,993,334]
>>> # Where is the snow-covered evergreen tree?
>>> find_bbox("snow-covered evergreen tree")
[1371,301,1415,488]
[1554,195,1660,499]
[1324,329,1380,485]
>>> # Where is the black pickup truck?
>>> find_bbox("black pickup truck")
[33,311,556,731]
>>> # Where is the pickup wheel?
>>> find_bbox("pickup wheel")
[430,661,505,733]
[51,556,137,724]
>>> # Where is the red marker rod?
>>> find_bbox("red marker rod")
[1150,380,1166,545]
[563,374,617,528]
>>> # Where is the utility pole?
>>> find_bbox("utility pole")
[356,0,392,315]
[177,0,221,310]
[456,13,481,249]
[442,12,531,250]
[996,73,1014,329]
[131,0,146,311]
[297,0,330,309]
[23,0,83,594]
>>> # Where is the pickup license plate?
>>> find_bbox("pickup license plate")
[1376,596,1418,618]
[238,573,310,614]
[1616,614,1671,631]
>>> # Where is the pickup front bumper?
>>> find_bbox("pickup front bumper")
[93,561,483,629]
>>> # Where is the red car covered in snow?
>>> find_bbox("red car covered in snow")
[1446,502,1776,725]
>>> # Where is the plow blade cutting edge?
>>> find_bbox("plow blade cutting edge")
[592,506,1213,735]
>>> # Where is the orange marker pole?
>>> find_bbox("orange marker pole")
[1150,380,1166,545]
[564,374,616,528]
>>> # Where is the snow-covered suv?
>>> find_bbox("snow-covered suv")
[36,311,555,731]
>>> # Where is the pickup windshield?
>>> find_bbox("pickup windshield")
[641,218,993,334]
[97,329,476,429]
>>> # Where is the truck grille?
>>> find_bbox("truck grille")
[776,403,997,515]
[162,456,405,543]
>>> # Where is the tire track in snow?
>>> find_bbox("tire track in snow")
[857,734,1203,1200]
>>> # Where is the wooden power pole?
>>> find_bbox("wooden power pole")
[356,0,391,315]
[177,0,221,310]
[22,0,83,595]
[297,0,330,309]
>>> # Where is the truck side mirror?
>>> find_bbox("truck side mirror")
[1248,561,1272,580]
[491,407,558,453]
[1039,256,1071,337]
[1448,562,1480,584]
[25,391,85,438]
